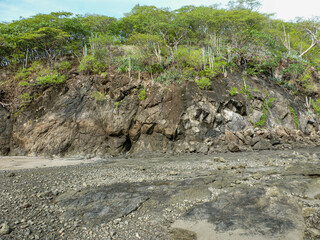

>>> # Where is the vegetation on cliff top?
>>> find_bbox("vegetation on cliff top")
[0,0,319,108]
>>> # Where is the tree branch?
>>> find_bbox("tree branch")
[300,28,319,58]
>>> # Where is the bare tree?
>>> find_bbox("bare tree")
[299,28,319,58]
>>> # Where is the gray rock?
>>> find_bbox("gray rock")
[252,139,272,150]
[173,186,305,240]
[55,183,150,226]
[224,109,247,132]
[0,223,11,235]
[228,143,241,152]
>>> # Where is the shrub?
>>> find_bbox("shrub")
[92,91,106,101]
[253,108,267,128]
[36,71,66,85]
[15,69,31,81]
[116,56,148,73]
[18,92,31,103]
[266,97,276,107]
[78,55,106,74]
[155,70,180,85]
[174,47,204,70]
[181,67,197,81]
[18,81,30,87]
[138,88,146,100]
[29,61,43,72]
[312,99,320,117]
[55,61,71,72]
[195,77,211,90]
[228,87,238,96]
[289,107,299,129]
[198,69,216,78]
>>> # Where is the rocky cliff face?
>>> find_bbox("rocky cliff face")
[1,72,320,156]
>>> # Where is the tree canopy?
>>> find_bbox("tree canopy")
[0,2,319,97]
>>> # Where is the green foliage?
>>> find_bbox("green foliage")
[198,69,216,78]
[116,56,148,73]
[195,77,211,90]
[266,97,276,107]
[78,55,106,74]
[181,67,197,81]
[253,96,276,128]
[289,107,299,129]
[55,61,71,72]
[36,71,66,85]
[174,47,204,70]
[29,61,43,72]
[254,107,267,128]
[1,4,320,105]
[15,69,31,81]
[228,87,238,96]
[239,85,252,99]
[312,99,320,117]
[92,91,106,101]
[18,81,30,87]
[155,70,181,85]
[18,92,31,103]
[138,88,146,100]
[281,63,305,78]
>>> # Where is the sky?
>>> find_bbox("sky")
[0,0,319,23]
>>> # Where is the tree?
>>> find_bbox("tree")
[227,0,262,11]
[19,27,70,64]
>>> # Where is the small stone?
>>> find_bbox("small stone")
[302,207,317,218]
[213,157,225,162]
[0,223,11,235]
[309,228,320,237]
[169,171,178,176]
[22,202,31,208]
[25,229,31,236]
[7,172,15,177]
[314,194,320,200]
[113,218,121,224]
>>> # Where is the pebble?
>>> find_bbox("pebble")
[213,157,225,163]
[0,223,11,235]
[303,207,317,218]
[309,228,320,237]
[7,172,16,177]
[22,202,31,208]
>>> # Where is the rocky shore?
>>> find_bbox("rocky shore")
[1,147,320,239]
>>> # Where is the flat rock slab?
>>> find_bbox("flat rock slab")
[173,186,305,240]
[55,183,150,226]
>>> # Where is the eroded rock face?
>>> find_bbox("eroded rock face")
[0,106,11,155]
[1,73,320,156]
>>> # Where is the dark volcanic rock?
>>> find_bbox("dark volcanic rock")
[1,73,320,156]
[55,183,150,226]
[0,106,11,155]
[173,186,305,240]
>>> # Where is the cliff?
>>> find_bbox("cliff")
[1,70,319,157]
